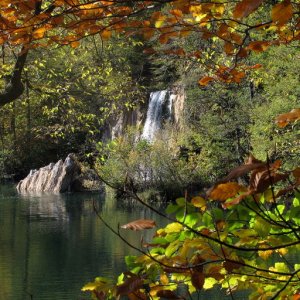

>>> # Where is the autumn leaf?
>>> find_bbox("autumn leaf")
[247,41,270,52]
[156,290,182,299]
[191,271,205,290]
[223,260,242,273]
[117,274,143,296]
[33,27,48,39]
[209,182,247,201]
[120,219,156,231]
[222,155,266,182]
[276,108,300,128]
[206,265,225,281]
[249,163,288,193]
[191,196,206,211]
[233,0,264,19]
[70,41,80,48]
[271,0,293,26]
[199,76,214,86]
[100,29,111,40]
[222,190,252,208]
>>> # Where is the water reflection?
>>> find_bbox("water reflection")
[0,186,163,300]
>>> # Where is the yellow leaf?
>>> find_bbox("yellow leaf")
[165,222,183,233]
[277,248,288,256]
[191,196,206,211]
[160,274,169,285]
[258,250,273,260]
[155,16,166,28]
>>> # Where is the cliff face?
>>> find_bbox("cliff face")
[170,85,185,130]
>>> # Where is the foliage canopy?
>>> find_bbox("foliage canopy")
[0,0,299,106]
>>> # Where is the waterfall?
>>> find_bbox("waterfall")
[142,90,172,141]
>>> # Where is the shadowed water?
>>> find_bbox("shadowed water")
[0,185,163,300]
[0,184,249,300]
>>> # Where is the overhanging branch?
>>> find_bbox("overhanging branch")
[0,47,28,107]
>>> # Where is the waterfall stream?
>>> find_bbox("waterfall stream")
[142,90,172,141]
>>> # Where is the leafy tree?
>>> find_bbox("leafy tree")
[0,0,299,106]
[97,126,205,199]
[0,37,145,177]
[83,154,300,299]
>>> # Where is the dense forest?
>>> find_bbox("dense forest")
[0,0,299,299]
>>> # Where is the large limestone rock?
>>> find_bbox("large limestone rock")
[17,154,81,193]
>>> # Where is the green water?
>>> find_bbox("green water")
[0,184,249,300]
[0,184,163,300]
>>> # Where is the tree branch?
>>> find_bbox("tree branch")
[0,47,28,107]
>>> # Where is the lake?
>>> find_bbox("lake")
[0,184,166,300]
[0,184,246,300]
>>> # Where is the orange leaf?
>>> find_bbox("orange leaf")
[209,182,246,201]
[233,0,264,19]
[276,108,300,128]
[33,27,48,39]
[199,76,214,86]
[100,29,111,39]
[272,0,293,26]
[120,219,156,231]
[170,9,183,18]
[70,41,80,48]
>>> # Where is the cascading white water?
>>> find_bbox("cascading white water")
[142,90,173,141]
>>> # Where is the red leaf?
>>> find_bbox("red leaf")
[191,271,205,290]
[156,290,182,299]
[223,260,242,273]
[120,219,156,231]
[117,274,143,296]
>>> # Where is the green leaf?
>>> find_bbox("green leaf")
[276,204,285,215]
[203,277,218,290]
[254,217,271,237]
[165,240,181,257]
[166,203,180,214]
[176,197,186,206]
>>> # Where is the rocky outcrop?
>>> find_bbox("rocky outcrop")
[102,107,144,141]
[170,85,185,129]
[16,154,102,194]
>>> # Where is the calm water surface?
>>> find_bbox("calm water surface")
[0,184,166,300]
[0,184,248,300]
